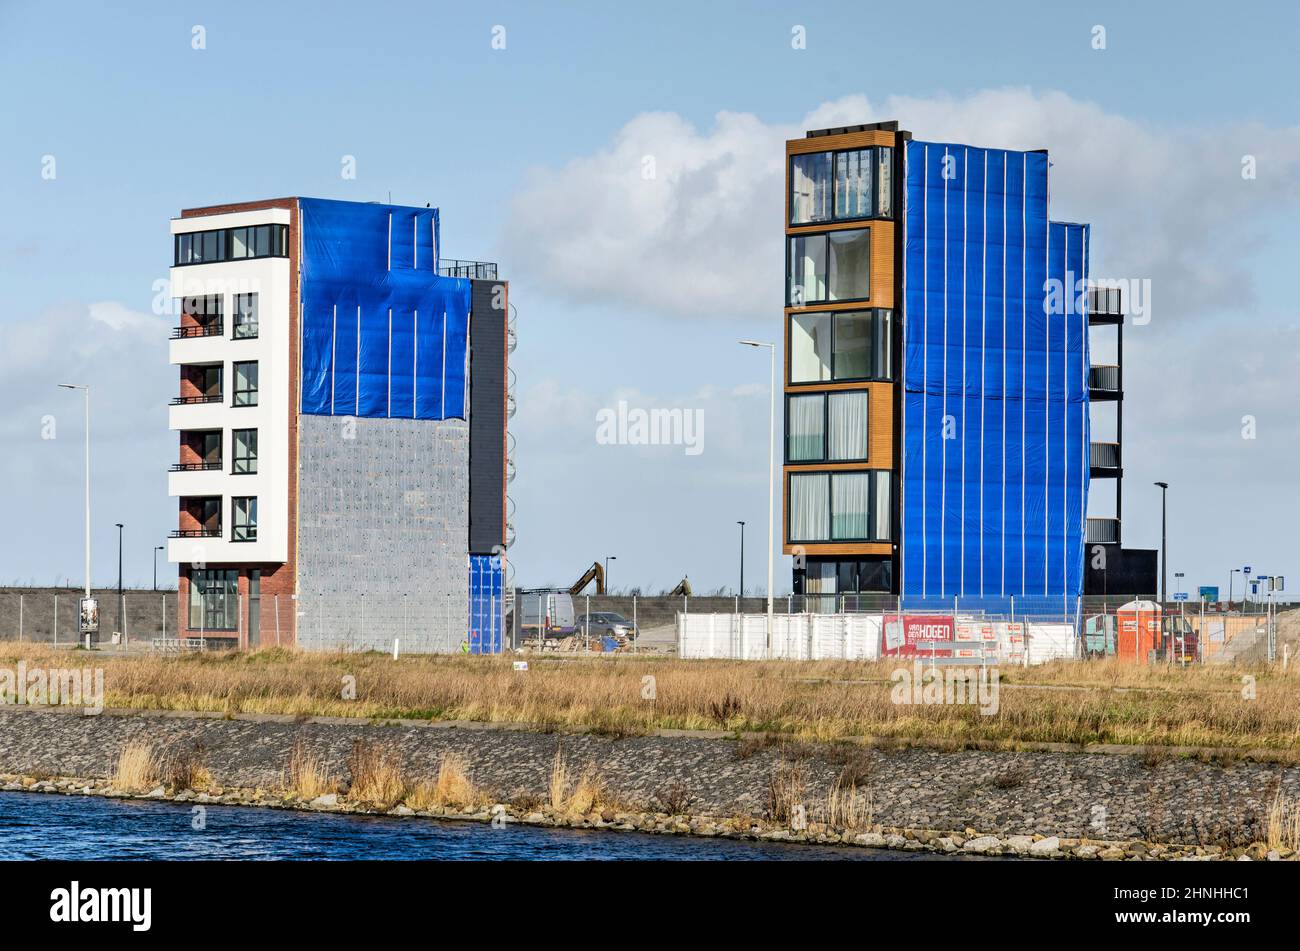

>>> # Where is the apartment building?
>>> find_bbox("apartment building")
[782,120,1155,605]
[167,197,508,649]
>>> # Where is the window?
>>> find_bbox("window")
[232,496,257,542]
[786,394,825,462]
[790,152,832,225]
[233,293,258,339]
[233,361,258,406]
[232,428,257,474]
[788,147,894,225]
[195,364,222,398]
[787,229,869,304]
[789,473,830,542]
[786,390,869,463]
[175,224,288,266]
[196,431,221,466]
[828,391,869,461]
[188,569,238,630]
[789,310,892,383]
[787,470,891,543]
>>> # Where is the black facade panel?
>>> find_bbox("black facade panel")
[468,279,507,555]
[1084,545,1158,597]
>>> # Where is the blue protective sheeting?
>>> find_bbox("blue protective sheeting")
[902,141,1090,599]
[468,555,504,654]
[298,198,471,420]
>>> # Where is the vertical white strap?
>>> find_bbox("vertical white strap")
[980,150,988,597]
[1021,155,1027,597]
[922,144,929,599]
[330,304,338,415]
[387,308,393,417]
[960,147,968,599]
[412,309,419,416]
[441,306,448,418]
[355,305,361,416]
[387,213,392,271]
[941,146,948,596]
[413,216,418,269]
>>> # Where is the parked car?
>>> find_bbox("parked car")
[574,612,639,641]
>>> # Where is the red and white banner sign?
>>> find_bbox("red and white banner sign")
[882,614,956,656]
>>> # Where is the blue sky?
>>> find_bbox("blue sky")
[2,1,1298,596]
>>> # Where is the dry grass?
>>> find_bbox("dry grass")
[548,747,572,811]
[825,777,873,831]
[3,645,1298,753]
[157,742,212,792]
[346,740,406,808]
[405,752,486,811]
[286,740,336,799]
[1266,795,1300,851]
[767,759,807,826]
[114,741,158,792]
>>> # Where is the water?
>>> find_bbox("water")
[0,791,950,860]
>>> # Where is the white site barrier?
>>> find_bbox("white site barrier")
[679,612,1078,665]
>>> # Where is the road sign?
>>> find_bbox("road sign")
[1173,592,1188,602]
[1198,586,1218,601]
[1244,566,1252,574]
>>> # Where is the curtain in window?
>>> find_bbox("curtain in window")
[790,313,831,382]
[827,229,870,300]
[788,235,826,305]
[790,474,829,541]
[875,309,893,380]
[875,471,892,541]
[790,153,832,224]
[876,147,893,218]
[832,472,871,540]
[828,391,869,461]
[836,150,873,218]
[787,394,825,461]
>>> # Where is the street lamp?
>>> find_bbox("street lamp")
[57,384,91,612]
[1229,568,1241,608]
[739,339,775,652]
[154,545,165,591]
[604,555,616,592]
[737,520,746,597]
[1154,482,1169,606]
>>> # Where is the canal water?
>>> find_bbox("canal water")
[0,790,956,861]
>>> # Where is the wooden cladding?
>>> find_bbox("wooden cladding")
[786,130,896,155]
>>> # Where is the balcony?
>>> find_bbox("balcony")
[1089,441,1121,476]
[438,259,498,280]
[1087,285,1123,324]
[1086,517,1121,545]
[170,394,222,406]
[1089,364,1121,401]
[170,320,224,340]
[170,527,221,538]
[169,461,221,472]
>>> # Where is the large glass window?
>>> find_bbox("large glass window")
[232,496,258,542]
[233,293,259,339]
[196,431,221,466]
[787,234,827,306]
[827,229,870,301]
[828,391,869,461]
[789,310,892,383]
[788,147,894,225]
[175,224,288,266]
[790,313,831,382]
[788,229,869,304]
[787,470,891,543]
[789,473,830,542]
[233,428,257,474]
[790,152,832,225]
[233,361,258,406]
[188,569,238,630]
[787,394,825,461]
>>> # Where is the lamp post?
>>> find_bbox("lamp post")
[1229,568,1240,609]
[604,555,616,593]
[57,384,91,602]
[737,520,746,597]
[154,545,164,592]
[739,340,775,653]
[1154,482,1168,607]
[115,523,124,637]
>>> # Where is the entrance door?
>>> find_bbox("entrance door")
[247,570,261,649]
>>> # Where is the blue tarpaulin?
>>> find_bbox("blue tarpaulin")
[901,141,1090,600]
[299,198,470,420]
[468,555,503,654]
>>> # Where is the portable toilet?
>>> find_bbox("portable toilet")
[1116,599,1162,663]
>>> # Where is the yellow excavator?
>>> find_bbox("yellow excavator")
[570,562,606,595]
[669,577,692,597]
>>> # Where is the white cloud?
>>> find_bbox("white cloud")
[504,88,1300,326]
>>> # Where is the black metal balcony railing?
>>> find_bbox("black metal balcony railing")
[438,259,498,280]
[169,461,222,472]
[1086,517,1121,545]
[169,394,222,406]
[169,527,221,538]
[1087,285,1122,317]
[1088,365,1120,392]
[170,320,224,339]
[1089,441,1120,469]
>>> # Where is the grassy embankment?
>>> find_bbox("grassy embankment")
[1,644,1297,755]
